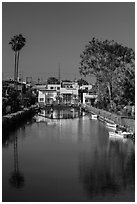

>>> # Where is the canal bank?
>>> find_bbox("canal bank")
[82,105,135,134]
[2,105,39,134]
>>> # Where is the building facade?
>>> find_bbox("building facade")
[37,81,97,105]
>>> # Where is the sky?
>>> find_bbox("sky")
[2,2,135,83]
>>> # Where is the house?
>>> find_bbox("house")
[60,81,79,104]
[83,91,98,105]
[79,84,98,105]
[62,80,79,89]
[38,89,46,105]
[38,88,58,105]
[60,88,78,104]
[37,81,79,105]
[37,79,97,105]
[79,84,93,90]
[38,84,61,105]
[47,84,61,91]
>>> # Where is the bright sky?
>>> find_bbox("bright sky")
[2,2,135,83]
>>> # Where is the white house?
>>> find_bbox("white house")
[37,81,97,105]
[60,88,78,103]
[47,84,61,91]
[38,89,46,105]
[79,84,93,90]
[78,84,98,105]
[60,81,79,104]
[83,92,98,104]
[38,84,61,105]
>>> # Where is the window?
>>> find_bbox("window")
[40,98,44,101]
[57,87,60,90]
[50,87,54,89]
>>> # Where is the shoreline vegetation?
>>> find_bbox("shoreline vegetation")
[2,104,39,135]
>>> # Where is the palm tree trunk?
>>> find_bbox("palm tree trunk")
[14,51,17,90]
[16,51,20,90]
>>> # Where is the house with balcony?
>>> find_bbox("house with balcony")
[37,81,79,105]
[83,92,98,105]
[79,84,93,91]
[38,84,61,105]
[37,79,97,106]
[60,88,78,104]
[47,84,61,91]
[60,81,79,104]
[79,84,98,105]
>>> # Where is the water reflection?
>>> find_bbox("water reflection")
[35,108,83,121]
[9,133,24,188]
[79,138,135,201]
[3,109,135,202]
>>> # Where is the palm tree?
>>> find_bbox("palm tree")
[9,34,26,90]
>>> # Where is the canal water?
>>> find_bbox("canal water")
[2,108,135,202]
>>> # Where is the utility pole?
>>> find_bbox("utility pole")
[58,63,61,104]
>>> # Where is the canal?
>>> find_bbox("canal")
[2,108,135,202]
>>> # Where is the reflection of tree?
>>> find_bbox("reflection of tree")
[79,140,135,200]
[9,135,24,188]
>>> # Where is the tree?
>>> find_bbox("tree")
[47,77,60,84]
[77,78,89,86]
[79,37,135,110]
[113,60,135,106]
[9,34,26,90]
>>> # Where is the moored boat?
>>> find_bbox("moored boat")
[106,122,117,130]
[109,131,124,139]
[120,131,133,138]
[90,114,98,120]
[109,130,133,139]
